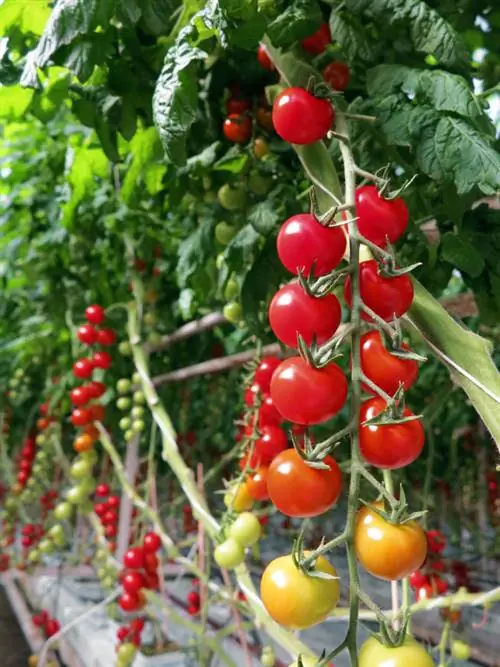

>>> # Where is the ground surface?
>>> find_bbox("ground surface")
[0,584,31,667]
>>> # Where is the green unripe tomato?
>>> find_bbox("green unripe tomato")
[214,538,245,569]
[70,458,93,480]
[131,406,144,419]
[261,646,276,667]
[79,499,94,514]
[79,477,96,493]
[148,332,162,346]
[36,434,46,446]
[119,417,131,431]
[117,379,132,394]
[118,341,132,356]
[4,497,17,511]
[96,548,108,562]
[215,222,237,246]
[36,451,48,463]
[54,502,73,521]
[117,642,137,663]
[80,449,98,465]
[132,372,141,384]
[248,171,271,196]
[229,512,261,547]
[15,368,24,378]
[101,575,116,589]
[9,378,19,388]
[218,183,247,211]
[31,463,43,476]
[223,302,243,324]
[451,640,471,660]
[67,485,89,505]
[116,397,131,410]
[202,175,212,190]
[224,278,239,300]
[133,390,146,405]
[48,524,65,545]
[143,312,157,327]
[39,538,55,554]
[27,477,37,489]
[124,429,134,442]
[204,190,218,204]
[216,253,225,270]
[28,549,40,563]
[132,420,145,433]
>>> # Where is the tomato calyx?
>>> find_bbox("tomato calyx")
[290,421,352,469]
[361,385,423,427]
[291,529,339,581]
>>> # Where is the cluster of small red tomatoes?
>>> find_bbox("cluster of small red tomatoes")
[13,434,37,491]
[93,483,121,543]
[32,609,61,639]
[222,23,350,146]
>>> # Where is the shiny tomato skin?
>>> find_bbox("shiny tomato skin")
[359,636,434,667]
[259,394,282,426]
[255,425,287,464]
[301,23,331,54]
[254,357,281,392]
[344,260,414,321]
[267,449,342,517]
[273,88,334,145]
[270,357,348,425]
[359,397,424,469]
[226,98,251,115]
[96,328,116,346]
[71,408,91,427]
[73,358,93,379]
[85,304,105,325]
[257,44,275,71]
[269,283,341,348]
[355,503,427,580]
[77,324,98,345]
[246,466,270,501]
[356,185,409,247]
[261,552,340,629]
[360,331,419,396]
[323,61,350,91]
[223,113,252,143]
[70,386,90,406]
[277,213,346,277]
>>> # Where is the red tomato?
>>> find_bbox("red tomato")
[223,114,252,143]
[323,61,350,91]
[360,331,419,396]
[427,529,446,554]
[90,403,105,422]
[85,304,105,325]
[257,44,275,71]
[359,397,424,469]
[258,394,282,427]
[254,357,281,392]
[267,449,342,517]
[244,383,261,407]
[70,386,90,406]
[255,425,287,464]
[87,381,106,399]
[119,592,143,612]
[107,495,120,508]
[143,531,161,553]
[277,213,346,277]
[71,408,91,427]
[144,553,159,572]
[123,547,145,570]
[77,324,98,345]
[73,358,94,379]
[246,466,270,501]
[273,88,334,145]
[344,260,414,321]
[301,23,331,54]
[356,185,409,248]
[269,282,341,348]
[409,570,429,589]
[92,351,112,369]
[95,483,110,496]
[97,328,116,346]
[226,98,251,114]
[123,571,145,594]
[270,357,348,425]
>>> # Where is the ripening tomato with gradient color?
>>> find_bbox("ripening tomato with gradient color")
[246,466,270,501]
[301,23,331,54]
[272,88,334,145]
[277,213,346,277]
[268,283,342,348]
[344,260,414,321]
[323,61,350,91]
[355,503,427,580]
[356,185,409,247]
[359,397,425,469]
[267,449,342,517]
[360,331,419,396]
[270,356,348,425]
[359,636,434,667]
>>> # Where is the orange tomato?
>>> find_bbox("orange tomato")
[73,433,95,453]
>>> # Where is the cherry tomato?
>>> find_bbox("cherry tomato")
[355,503,427,580]
[344,260,414,321]
[261,552,339,628]
[87,381,106,399]
[360,331,419,396]
[122,571,145,594]
[277,213,346,277]
[223,114,252,143]
[359,636,434,667]
[255,425,287,464]
[214,538,245,569]
[73,433,95,453]
[259,394,282,427]
[90,403,105,422]
[85,304,105,325]
[254,357,281,392]
[323,61,350,91]
[451,640,471,661]
[270,357,348,425]
[70,386,90,406]
[427,529,446,554]
[77,324,97,345]
[257,44,275,71]
[71,408,91,427]
[409,570,429,589]
[273,88,334,145]
[301,23,331,54]
[246,466,270,501]
[73,358,93,379]
[417,583,434,601]
[123,547,145,570]
[267,449,342,518]
[359,397,424,469]
[119,591,144,612]
[224,482,254,512]
[356,185,409,248]
[143,531,161,553]
[96,328,116,346]
[269,283,341,348]
[92,351,112,369]
[256,106,274,131]
[95,483,109,496]
[226,98,251,114]
[229,512,261,547]
[244,383,261,407]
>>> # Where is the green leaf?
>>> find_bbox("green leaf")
[121,127,162,203]
[0,0,51,36]
[441,233,485,278]
[144,163,167,195]
[0,85,33,118]
[21,0,117,87]
[329,10,379,62]
[267,0,322,49]
[224,224,262,271]
[61,146,109,228]
[177,215,216,288]
[140,0,178,36]
[214,146,249,173]
[248,200,279,235]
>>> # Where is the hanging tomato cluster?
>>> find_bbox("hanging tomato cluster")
[118,531,162,613]
[186,580,201,616]
[94,484,120,545]
[409,529,449,601]
[32,609,61,638]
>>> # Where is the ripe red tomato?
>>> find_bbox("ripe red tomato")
[273,88,334,145]
[301,23,331,54]
[95,483,110,496]
[226,98,251,115]
[427,529,446,554]
[255,425,287,464]
[257,44,275,71]
[246,466,270,501]
[360,331,419,396]
[45,618,61,637]
[144,552,159,572]
[267,449,342,517]
[258,394,282,427]
[123,571,145,594]
[143,531,161,553]
[123,547,145,570]
[71,408,91,427]
[107,495,120,508]
[254,357,281,392]
[409,570,429,589]
[92,351,112,369]
[85,304,105,325]
[86,381,106,399]
[344,260,414,321]
[73,358,94,379]
[322,61,350,91]
[256,106,274,131]
[356,185,409,247]
[269,282,341,348]
[70,386,90,406]
[244,383,261,407]
[97,328,116,346]
[77,324,97,345]
[359,397,424,469]
[270,357,348,425]
[223,113,252,143]
[277,213,346,277]
[90,403,105,422]
[119,592,143,612]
